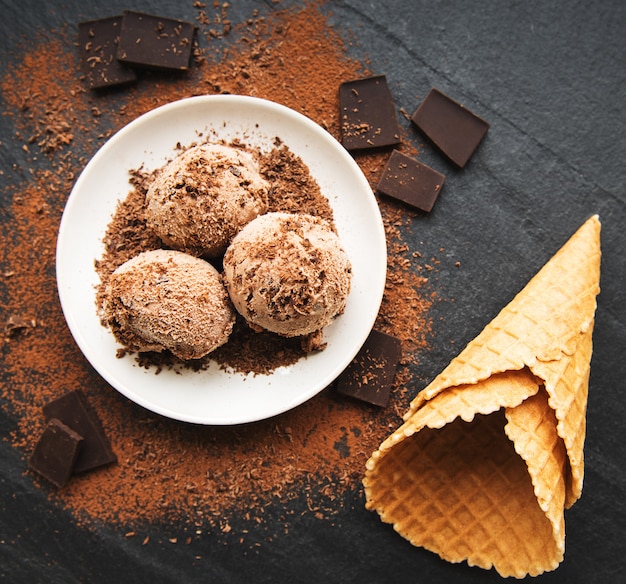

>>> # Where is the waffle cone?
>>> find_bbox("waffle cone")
[364,215,601,578]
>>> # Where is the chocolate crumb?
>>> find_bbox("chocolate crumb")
[4,315,35,337]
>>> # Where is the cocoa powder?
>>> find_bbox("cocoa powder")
[0,2,438,536]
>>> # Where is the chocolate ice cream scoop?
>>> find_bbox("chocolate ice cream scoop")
[145,143,269,257]
[223,212,352,340]
[103,249,236,360]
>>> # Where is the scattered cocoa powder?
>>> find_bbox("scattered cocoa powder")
[0,2,439,537]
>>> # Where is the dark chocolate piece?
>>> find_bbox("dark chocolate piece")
[43,390,117,473]
[411,88,489,168]
[336,330,402,407]
[4,315,35,337]
[78,16,137,90]
[116,11,196,71]
[339,75,401,151]
[28,419,83,488]
[377,150,445,213]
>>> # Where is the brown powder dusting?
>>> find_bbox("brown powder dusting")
[260,143,335,223]
[97,178,161,275]
[1,36,84,156]
[0,2,439,536]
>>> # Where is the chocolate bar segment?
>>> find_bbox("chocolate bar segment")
[336,330,402,407]
[43,390,117,473]
[78,16,137,90]
[377,150,445,213]
[339,75,401,151]
[411,88,489,168]
[28,419,83,488]
[117,10,196,71]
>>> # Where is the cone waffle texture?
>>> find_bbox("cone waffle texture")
[363,215,601,578]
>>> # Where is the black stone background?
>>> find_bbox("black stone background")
[1,0,625,582]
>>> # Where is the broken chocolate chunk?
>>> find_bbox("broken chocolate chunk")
[335,329,402,407]
[339,75,401,151]
[43,390,117,473]
[4,315,35,337]
[411,88,489,168]
[78,16,137,90]
[116,10,196,71]
[28,419,83,488]
[376,150,445,213]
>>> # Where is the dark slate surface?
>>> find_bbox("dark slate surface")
[1,1,625,582]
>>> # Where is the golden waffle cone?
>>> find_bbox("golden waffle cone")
[364,215,601,578]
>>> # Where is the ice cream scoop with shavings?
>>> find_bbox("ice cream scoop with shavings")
[223,212,352,347]
[145,143,269,257]
[102,249,236,360]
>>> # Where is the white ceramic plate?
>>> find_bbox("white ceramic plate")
[56,95,386,425]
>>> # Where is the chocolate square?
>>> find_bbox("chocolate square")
[336,330,402,407]
[28,419,83,488]
[78,16,137,90]
[339,75,401,151]
[411,88,489,168]
[43,390,117,473]
[377,150,445,213]
[117,10,196,71]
